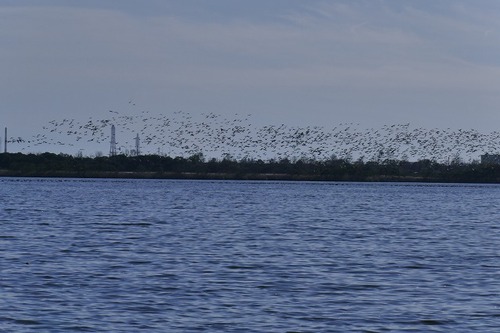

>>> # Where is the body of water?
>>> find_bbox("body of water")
[1,178,499,332]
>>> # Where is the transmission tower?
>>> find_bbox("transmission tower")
[135,133,140,156]
[109,125,117,156]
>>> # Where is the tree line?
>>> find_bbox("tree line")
[1,152,500,182]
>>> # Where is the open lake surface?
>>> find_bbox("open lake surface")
[1,178,499,332]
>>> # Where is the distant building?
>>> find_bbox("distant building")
[480,153,500,164]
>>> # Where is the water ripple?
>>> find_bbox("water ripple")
[1,178,499,332]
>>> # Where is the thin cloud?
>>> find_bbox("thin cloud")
[2,1,500,142]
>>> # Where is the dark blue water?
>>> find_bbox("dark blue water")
[1,178,499,332]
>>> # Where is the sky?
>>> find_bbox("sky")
[2,0,500,155]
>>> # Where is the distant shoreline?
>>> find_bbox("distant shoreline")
[0,170,490,183]
[1,152,500,183]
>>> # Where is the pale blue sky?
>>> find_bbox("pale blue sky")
[2,0,500,154]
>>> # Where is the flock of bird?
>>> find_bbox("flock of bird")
[7,108,500,163]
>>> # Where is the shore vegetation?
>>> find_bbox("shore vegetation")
[1,152,500,183]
